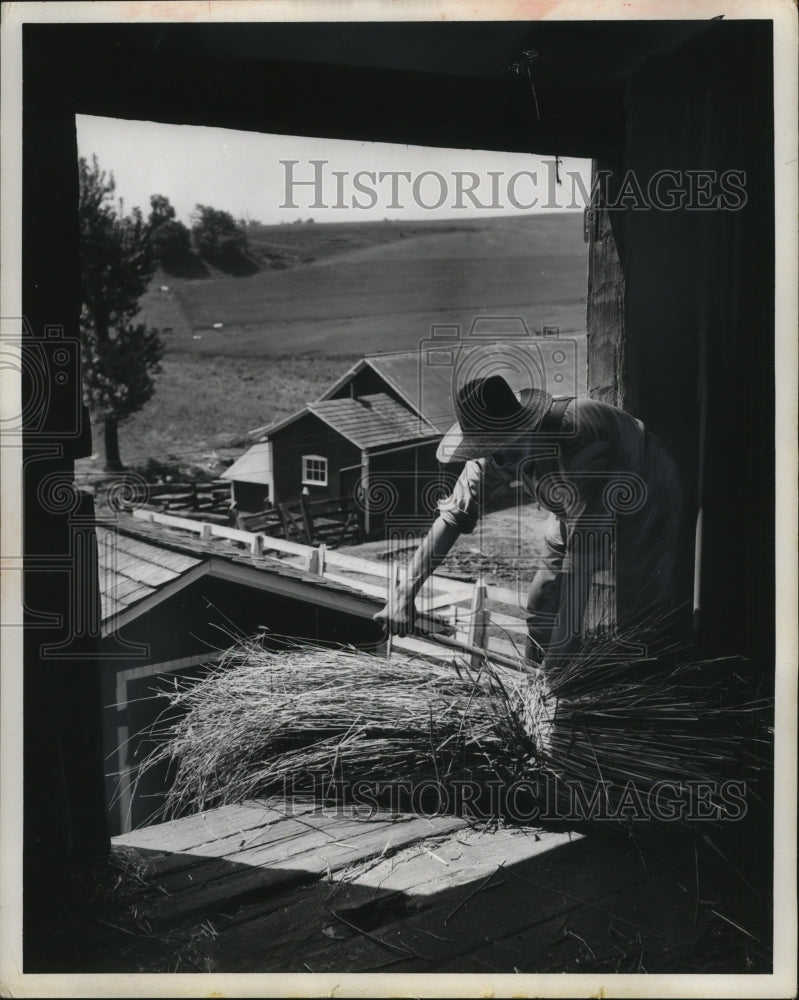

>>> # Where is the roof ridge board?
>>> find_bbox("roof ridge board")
[311,391,416,413]
[310,390,394,407]
[363,349,421,358]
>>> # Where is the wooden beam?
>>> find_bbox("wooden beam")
[420,584,476,612]
[467,575,489,669]
[361,451,370,537]
[206,559,377,621]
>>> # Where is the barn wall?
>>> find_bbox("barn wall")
[365,442,449,536]
[22,31,110,902]
[101,574,386,832]
[270,413,360,504]
[586,156,627,406]
[617,22,774,660]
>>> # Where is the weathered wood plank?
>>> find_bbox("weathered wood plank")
[289,838,651,973]
[205,827,587,950]
[120,802,462,867]
[432,873,745,974]
[197,811,466,876]
[212,831,644,972]
[334,826,593,899]
[113,799,317,854]
[322,571,387,599]
[126,810,468,928]
[208,879,405,970]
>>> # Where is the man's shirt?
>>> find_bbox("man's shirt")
[437,396,649,535]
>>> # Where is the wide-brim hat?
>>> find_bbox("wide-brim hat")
[436,375,552,463]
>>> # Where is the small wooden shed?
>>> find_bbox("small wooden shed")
[232,333,580,530]
[238,389,442,534]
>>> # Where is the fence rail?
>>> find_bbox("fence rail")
[130,508,531,667]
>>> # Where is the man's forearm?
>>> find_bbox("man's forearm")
[400,517,461,600]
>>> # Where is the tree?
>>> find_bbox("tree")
[148,194,191,269]
[78,155,164,471]
[191,204,247,265]
[149,193,176,228]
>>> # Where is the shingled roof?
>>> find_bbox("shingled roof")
[322,352,459,434]
[319,335,558,434]
[255,391,438,450]
[250,334,568,442]
[96,527,203,624]
[307,393,435,450]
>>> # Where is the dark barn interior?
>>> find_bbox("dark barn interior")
[21,17,775,952]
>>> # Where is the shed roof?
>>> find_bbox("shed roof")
[254,392,438,451]
[322,336,555,433]
[307,392,434,450]
[249,334,575,441]
[96,527,203,624]
[359,352,458,434]
[221,441,271,484]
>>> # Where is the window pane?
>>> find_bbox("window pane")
[302,456,327,484]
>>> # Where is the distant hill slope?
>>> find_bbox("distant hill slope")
[140,214,587,359]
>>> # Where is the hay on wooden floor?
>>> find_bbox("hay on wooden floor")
[137,635,513,817]
[135,630,772,824]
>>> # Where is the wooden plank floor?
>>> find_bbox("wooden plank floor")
[25,798,771,975]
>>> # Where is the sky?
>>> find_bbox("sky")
[76,115,592,226]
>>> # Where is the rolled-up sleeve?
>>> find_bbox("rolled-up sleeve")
[437,456,507,534]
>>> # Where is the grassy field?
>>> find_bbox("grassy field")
[113,354,360,471]
[141,214,588,358]
[107,213,587,475]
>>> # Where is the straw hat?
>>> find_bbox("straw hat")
[436,375,552,463]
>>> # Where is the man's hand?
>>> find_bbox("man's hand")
[373,517,462,639]
[373,590,415,637]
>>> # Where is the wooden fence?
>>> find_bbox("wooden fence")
[127,485,365,548]
[130,508,532,669]
[136,480,232,522]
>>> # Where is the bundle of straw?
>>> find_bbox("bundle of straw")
[138,630,772,825]
[497,639,773,819]
[140,635,512,818]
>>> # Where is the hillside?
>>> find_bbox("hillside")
[139,214,588,358]
[115,213,587,472]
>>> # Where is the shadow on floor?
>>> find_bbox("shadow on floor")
[23,816,772,976]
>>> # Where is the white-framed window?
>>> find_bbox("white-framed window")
[302,455,328,486]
